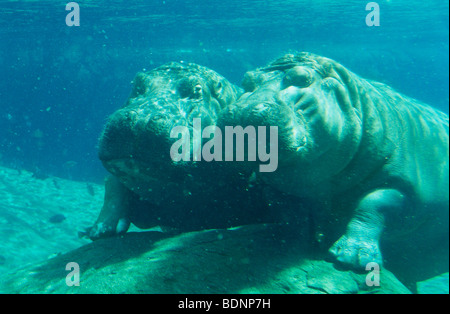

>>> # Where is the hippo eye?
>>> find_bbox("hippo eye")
[192,84,203,99]
[242,72,259,92]
[283,66,314,89]
[178,78,202,99]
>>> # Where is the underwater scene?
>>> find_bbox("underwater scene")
[0,0,448,296]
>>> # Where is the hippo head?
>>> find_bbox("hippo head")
[219,53,363,193]
[99,62,242,202]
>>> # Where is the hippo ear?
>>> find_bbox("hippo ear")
[130,72,148,97]
[242,71,259,92]
[211,81,223,97]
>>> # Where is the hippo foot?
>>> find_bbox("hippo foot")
[329,235,382,269]
[88,217,130,240]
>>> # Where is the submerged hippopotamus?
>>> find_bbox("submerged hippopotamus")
[218,52,449,269]
[90,62,294,239]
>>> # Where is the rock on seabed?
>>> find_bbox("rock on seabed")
[0,224,410,294]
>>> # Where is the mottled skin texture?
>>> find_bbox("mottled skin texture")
[218,53,449,269]
[91,62,299,240]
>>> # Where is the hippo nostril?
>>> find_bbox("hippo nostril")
[280,86,304,108]
[294,93,316,112]
[253,103,270,113]
[147,114,167,128]
[296,137,308,152]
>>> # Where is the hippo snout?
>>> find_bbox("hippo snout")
[220,91,309,161]
[99,109,138,163]
[250,100,309,155]
[100,113,173,164]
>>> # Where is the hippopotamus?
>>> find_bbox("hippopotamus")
[218,52,449,270]
[90,61,294,239]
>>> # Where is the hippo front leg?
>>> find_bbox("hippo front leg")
[329,189,405,268]
[89,175,132,240]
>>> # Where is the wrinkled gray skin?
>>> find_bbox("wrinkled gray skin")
[90,62,267,239]
[219,53,449,269]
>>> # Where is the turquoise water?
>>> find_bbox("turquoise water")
[0,0,448,294]
[0,0,448,181]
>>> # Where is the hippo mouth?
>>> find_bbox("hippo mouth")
[102,157,190,201]
[103,158,178,183]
